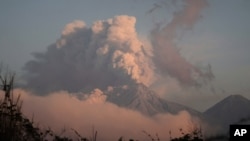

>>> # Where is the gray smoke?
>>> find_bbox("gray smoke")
[23,0,214,94]
[23,16,155,94]
[150,0,214,87]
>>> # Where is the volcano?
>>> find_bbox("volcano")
[105,83,201,117]
[204,94,250,127]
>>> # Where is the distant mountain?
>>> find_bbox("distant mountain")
[204,95,250,127]
[105,83,201,117]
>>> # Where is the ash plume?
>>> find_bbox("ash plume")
[23,0,214,95]
[150,0,214,87]
[23,15,155,94]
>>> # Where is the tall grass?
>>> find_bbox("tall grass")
[0,68,43,140]
[0,68,98,141]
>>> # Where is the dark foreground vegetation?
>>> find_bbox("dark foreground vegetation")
[0,68,228,141]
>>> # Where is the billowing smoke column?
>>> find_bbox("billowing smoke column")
[23,15,155,94]
[23,0,214,94]
[151,0,214,87]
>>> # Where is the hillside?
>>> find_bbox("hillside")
[106,84,202,117]
[204,95,250,128]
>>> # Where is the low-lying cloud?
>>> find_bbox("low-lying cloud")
[3,89,201,141]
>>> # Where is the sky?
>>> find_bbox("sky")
[0,0,250,112]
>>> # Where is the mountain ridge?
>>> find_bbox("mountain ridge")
[105,83,202,117]
[204,94,250,129]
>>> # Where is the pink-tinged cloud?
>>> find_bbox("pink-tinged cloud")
[5,89,202,141]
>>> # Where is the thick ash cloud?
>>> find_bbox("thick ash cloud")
[23,0,214,95]
[150,0,214,88]
[23,15,155,94]
[5,89,202,141]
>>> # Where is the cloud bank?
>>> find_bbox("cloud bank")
[4,89,200,141]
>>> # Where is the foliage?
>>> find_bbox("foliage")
[170,127,203,141]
